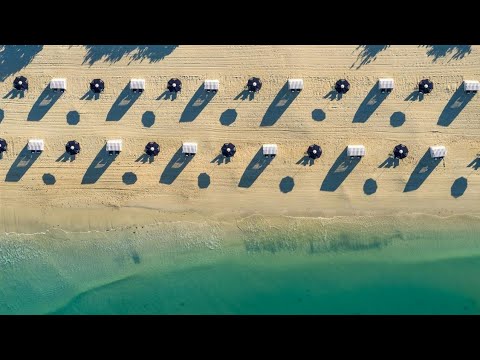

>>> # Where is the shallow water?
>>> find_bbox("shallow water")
[1,215,480,314]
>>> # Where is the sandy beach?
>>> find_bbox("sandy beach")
[0,45,479,233]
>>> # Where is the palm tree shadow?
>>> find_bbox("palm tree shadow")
[260,82,299,126]
[159,147,193,184]
[320,148,361,192]
[403,150,441,192]
[351,45,390,69]
[106,84,141,121]
[82,45,178,65]
[81,145,115,184]
[238,147,272,188]
[437,86,474,126]
[179,84,215,122]
[422,45,472,62]
[352,82,387,123]
[5,145,40,182]
[0,45,43,81]
[27,86,62,121]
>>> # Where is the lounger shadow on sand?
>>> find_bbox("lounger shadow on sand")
[81,145,115,184]
[403,150,441,192]
[352,82,387,123]
[437,86,474,127]
[27,86,62,121]
[260,82,299,126]
[179,84,215,122]
[106,84,141,121]
[159,147,193,184]
[238,147,273,188]
[320,148,361,192]
[5,145,40,182]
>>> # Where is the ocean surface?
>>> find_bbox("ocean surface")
[1,214,480,314]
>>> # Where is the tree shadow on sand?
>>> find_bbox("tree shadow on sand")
[320,148,361,192]
[422,45,472,62]
[351,45,390,69]
[260,82,299,126]
[106,84,141,121]
[179,84,215,122]
[238,147,273,188]
[159,147,193,184]
[81,145,115,184]
[467,156,480,170]
[27,86,62,121]
[437,86,474,127]
[82,45,178,65]
[5,145,41,182]
[403,150,441,192]
[352,82,387,123]
[0,45,43,81]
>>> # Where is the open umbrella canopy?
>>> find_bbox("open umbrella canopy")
[145,142,160,156]
[90,79,105,93]
[221,143,236,157]
[419,79,433,94]
[168,78,182,92]
[307,144,322,159]
[335,79,350,94]
[0,138,7,153]
[65,140,80,155]
[393,144,408,159]
[247,77,262,92]
[13,76,28,91]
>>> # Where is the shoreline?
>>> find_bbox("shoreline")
[0,45,479,235]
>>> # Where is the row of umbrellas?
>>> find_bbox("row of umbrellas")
[0,139,409,161]
[12,76,434,96]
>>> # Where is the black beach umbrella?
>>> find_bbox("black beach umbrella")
[307,144,322,159]
[13,76,28,91]
[247,77,262,92]
[393,144,408,159]
[167,78,182,92]
[335,79,350,94]
[90,79,105,93]
[65,140,81,155]
[221,143,236,157]
[418,79,433,94]
[0,138,7,153]
[145,142,160,156]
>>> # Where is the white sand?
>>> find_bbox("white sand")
[0,45,479,233]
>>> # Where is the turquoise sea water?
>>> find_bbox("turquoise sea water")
[1,215,480,314]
